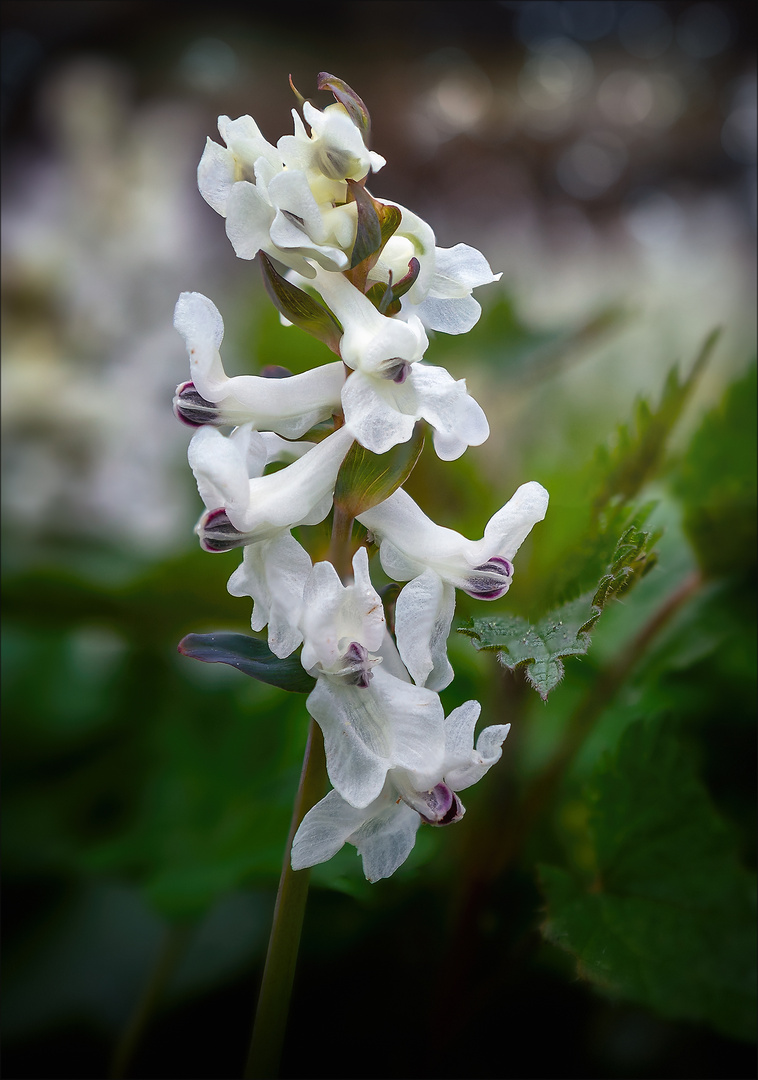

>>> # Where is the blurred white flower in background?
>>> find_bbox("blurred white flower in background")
[2,59,226,556]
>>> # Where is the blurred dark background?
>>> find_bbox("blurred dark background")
[2,3,755,1078]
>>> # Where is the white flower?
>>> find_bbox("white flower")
[312,264,429,381]
[198,102,384,277]
[197,115,281,217]
[299,547,385,680]
[278,101,385,194]
[311,267,489,458]
[366,202,502,335]
[294,546,445,808]
[188,422,353,548]
[291,699,510,881]
[359,482,549,689]
[173,291,344,438]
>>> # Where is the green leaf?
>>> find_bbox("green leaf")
[333,422,425,518]
[178,632,316,694]
[459,520,659,698]
[529,332,717,614]
[346,179,382,269]
[344,199,402,293]
[365,257,420,316]
[540,718,757,1042]
[259,252,343,354]
[317,72,371,139]
[669,362,757,577]
[591,329,720,514]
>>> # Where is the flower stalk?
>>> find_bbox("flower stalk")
[174,69,551,1078]
[243,719,327,1080]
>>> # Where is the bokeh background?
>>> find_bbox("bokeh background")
[2,2,755,1078]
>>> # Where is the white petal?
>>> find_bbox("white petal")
[227,532,312,657]
[218,113,264,146]
[197,138,236,216]
[372,202,437,301]
[480,482,550,561]
[313,267,428,375]
[268,169,329,243]
[174,292,227,399]
[213,364,344,438]
[394,572,455,691]
[230,425,353,536]
[340,370,418,455]
[375,628,412,683]
[341,361,487,460]
[407,363,489,460]
[291,788,371,870]
[412,293,483,335]
[259,432,317,464]
[368,150,386,173]
[224,180,276,260]
[352,798,421,881]
[429,244,502,299]
[188,425,264,514]
[360,488,477,582]
[306,666,445,808]
[443,699,482,765]
[300,547,384,674]
[300,560,350,673]
[444,718,511,792]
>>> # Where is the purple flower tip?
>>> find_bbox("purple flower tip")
[383,358,411,384]
[198,508,249,553]
[173,382,220,427]
[415,784,464,826]
[340,641,375,687]
[464,556,514,601]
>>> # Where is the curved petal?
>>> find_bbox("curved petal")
[313,267,428,376]
[479,481,550,562]
[360,488,477,581]
[188,424,265,515]
[411,293,482,336]
[408,363,489,460]
[224,182,316,278]
[306,666,445,808]
[352,798,421,881]
[231,424,353,536]
[174,292,227,398]
[394,572,455,691]
[291,788,373,870]
[300,547,385,674]
[175,292,344,435]
[197,138,236,216]
[224,180,275,259]
[340,370,418,455]
[340,362,487,460]
[429,243,502,299]
[444,720,511,792]
[227,532,312,657]
[361,482,548,591]
[215,367,344,437]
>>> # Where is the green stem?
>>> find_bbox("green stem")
[109,923,191,1079]
[243,719,327,1080]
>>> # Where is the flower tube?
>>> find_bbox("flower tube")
[189,422,354,549]
[174,291,344,437]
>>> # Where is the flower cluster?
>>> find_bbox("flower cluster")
[175,74,548,881]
